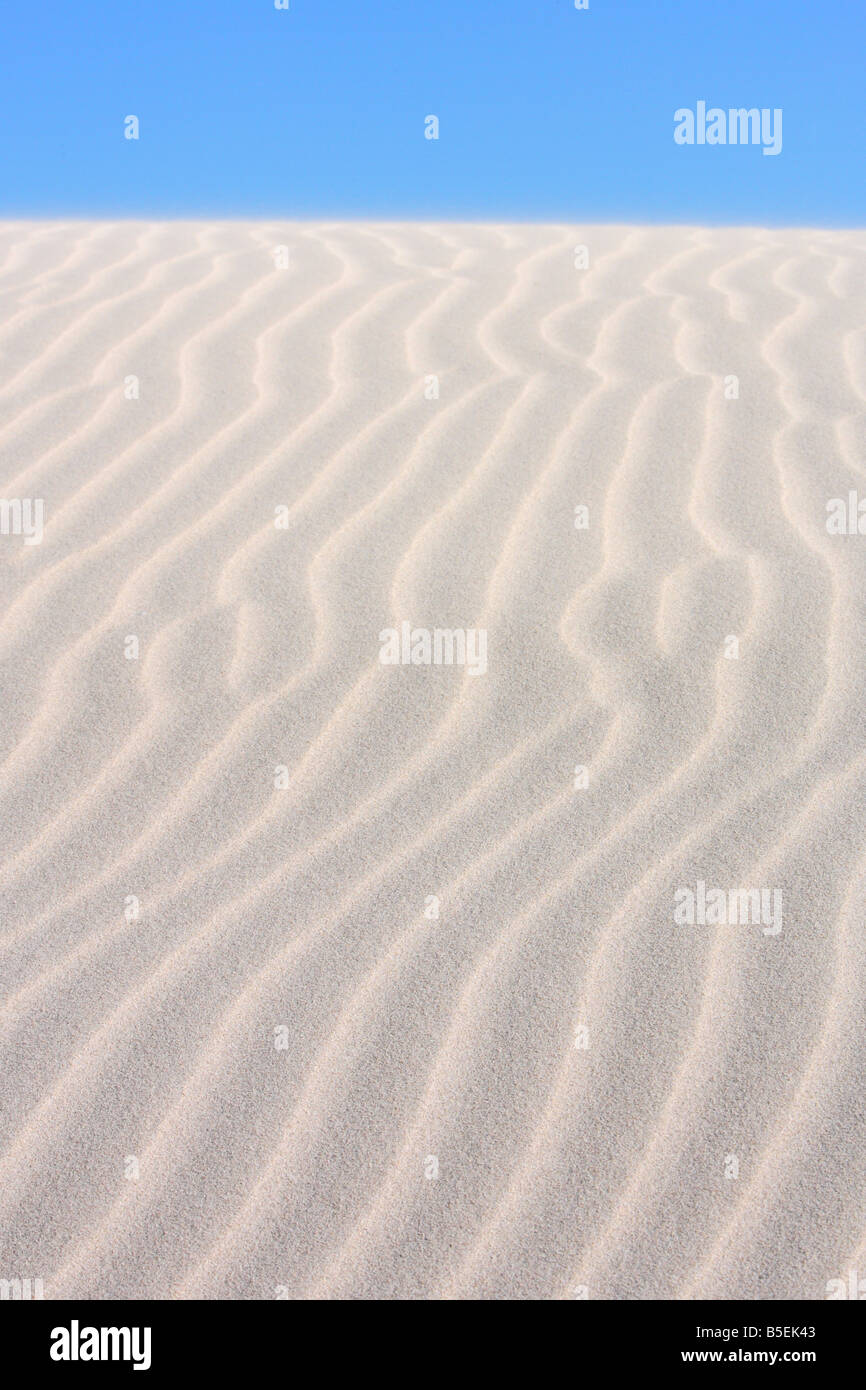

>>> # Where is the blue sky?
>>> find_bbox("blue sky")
[1,0,861,223]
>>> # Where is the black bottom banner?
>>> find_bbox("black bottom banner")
[5,1297,861,1375]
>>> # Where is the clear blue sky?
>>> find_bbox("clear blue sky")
[1,0,861,223]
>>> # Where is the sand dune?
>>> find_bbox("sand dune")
[1,221,865,1300]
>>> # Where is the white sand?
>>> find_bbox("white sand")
[1,221,865,1301]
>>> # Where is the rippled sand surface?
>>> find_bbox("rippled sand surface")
[1,222,865,1299]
